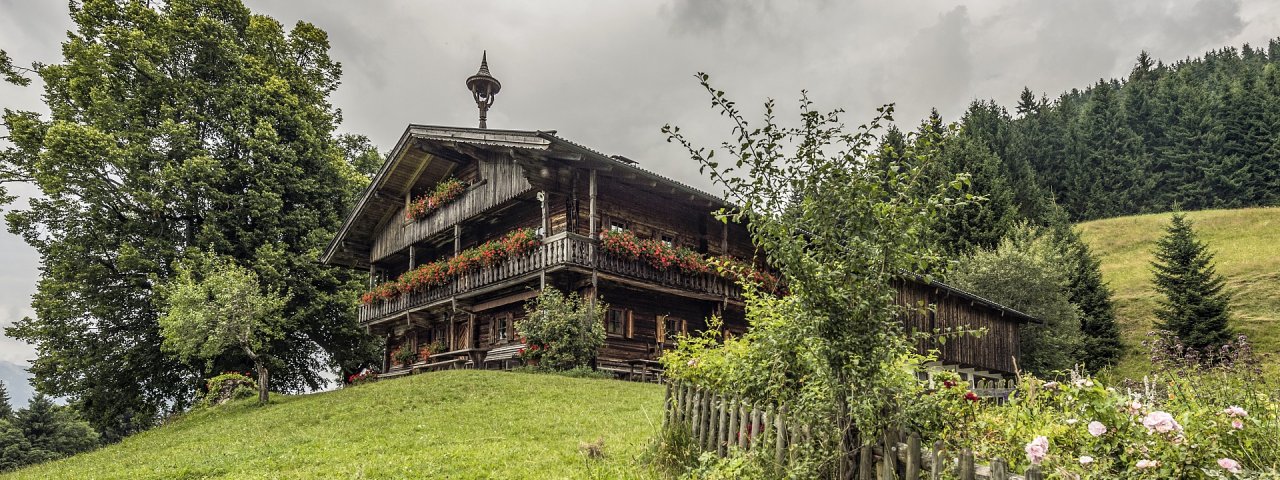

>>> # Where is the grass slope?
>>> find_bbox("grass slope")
[1077,207,1280,379]
[2,370,664,479]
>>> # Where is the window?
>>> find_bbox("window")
[606,308,631,337]
[494,312,512,343]
[658,315,687,343]
[610,220,627,232]
[660,235,674,248]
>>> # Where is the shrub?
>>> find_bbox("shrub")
[515,288,606,371]
[346,368,378,386]
[202,372,258,407]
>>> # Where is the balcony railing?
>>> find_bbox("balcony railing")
[359,232,743,323]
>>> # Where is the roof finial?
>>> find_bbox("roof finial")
[466,51,502,129]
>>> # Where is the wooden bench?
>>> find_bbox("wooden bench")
[626,359,664,383]
[482,343,526,370]
[422,357,468,371]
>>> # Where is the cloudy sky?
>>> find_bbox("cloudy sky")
[2,0,1279,401]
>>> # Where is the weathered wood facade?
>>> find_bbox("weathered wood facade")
[323,125,1033,378]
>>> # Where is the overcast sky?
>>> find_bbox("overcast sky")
[2,0,1279,394]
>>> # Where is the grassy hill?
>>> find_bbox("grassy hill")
[1077,207,1280,379]
[1,370,664,479]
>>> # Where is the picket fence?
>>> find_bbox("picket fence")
[663,382,1044,480]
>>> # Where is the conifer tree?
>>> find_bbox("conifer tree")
[1151,213,1233,351]
[0,382,11,421]
[1052,227,1123,368]
[0,418,32,472]
[14,395,97,462]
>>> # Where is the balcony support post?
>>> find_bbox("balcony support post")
[588,169,598,309]
[454,224,461,255]
[409,245,416,270]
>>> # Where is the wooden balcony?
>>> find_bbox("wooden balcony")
[359,232,743,324]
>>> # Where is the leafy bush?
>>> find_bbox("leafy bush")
[202,372,258,407]
[515,288,606,371]
[938,335,1280,479]
[947,228,1085,375]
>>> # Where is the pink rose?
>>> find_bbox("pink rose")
[1135,459,1160,469]
[1223,406,1247,417]
[1024,436,1049,464]
[1231,419,1244,430]
[1087,421,1107,436]
[1142,411,1182,434]
[1217,458,1241,474]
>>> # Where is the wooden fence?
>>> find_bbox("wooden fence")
[663,383,1045,480]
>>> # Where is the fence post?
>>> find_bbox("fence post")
[882,431,899,480]
[663,382,672,430]
[728,396,739,453]
[737,402,749,450]
[905,433,921,480]
[775,405,787,473]
[1025,465,1044,480]
[930,440,943,480]
[691,390,703,450]
[990,458,1008,480]
[750,406,762,453]
[702,392,713,451]
[959,448,974,480]
[857,437,874,480]
[717,395,728,456]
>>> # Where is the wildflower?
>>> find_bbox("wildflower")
[1024,436,1049,464]
[1087,421,1107,436]
[1079,456,1094,465]
[1223,406,1247,417]
[1135,459,1160,469]
[686,358,698,367]
[1231,419,1243,430]
[1217,458,1241,474]
[1043,381,1060,390]
[1127,400,1143,415]
[1065,418,1078,425]
[1142,411,1182,434]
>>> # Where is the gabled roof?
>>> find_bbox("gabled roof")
[322,125,729,268]
[323,124,1039,325]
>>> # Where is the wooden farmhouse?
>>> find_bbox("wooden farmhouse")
[321,56,1035,383]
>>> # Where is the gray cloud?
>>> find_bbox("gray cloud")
[0,0,1271,370]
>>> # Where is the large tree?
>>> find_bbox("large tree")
[1,0,376,439]
[1151,213,1234,351]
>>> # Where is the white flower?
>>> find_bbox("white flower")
[1218,458,1241,474]
[1065,418,1079,425]
[1135,459,1161,469]
[1231,419,1244,430]
[1087,421,1107,436]
[1079,455,1094,465]
[1223,406,1247,417]
[1024,436,1049,464]
[1142,410,1182,434]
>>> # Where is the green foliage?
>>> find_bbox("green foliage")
[0,419,33,472]
[1052,227,1124,369]
[157,252,287,404]
[952,364,1280,479]
[201,372,258,407]
[0,0,377,438]
[948,227,1085,376]
[0,49,30,87]
[1151,213,1234,352]
[661,74,968,475]
[0,395,99,471]
[0,370,663,479]
[681,450,769,480]
[515,288,606,371]
[1076,207,1280,380]
[991,41,1280,221]
[0,383,11,422]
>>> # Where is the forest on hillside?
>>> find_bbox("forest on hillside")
[934,38,1280,224]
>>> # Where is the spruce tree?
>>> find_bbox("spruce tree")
[0,418,32,472]
[1151,213,1233,351]
[14,395,97,462]
[0,382,11,421]
[1052,227,1123,368]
